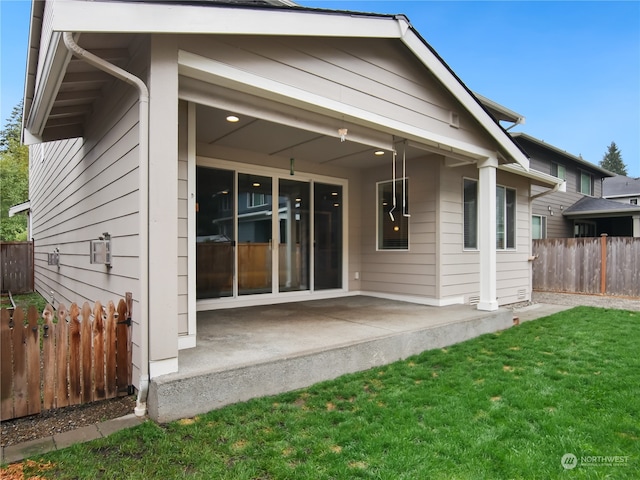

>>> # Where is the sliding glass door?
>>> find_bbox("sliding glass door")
[237,174,273,295]
[279,179,310,292]
[314,183,343,290]
[196,167,234,299]
[196,166,342,300]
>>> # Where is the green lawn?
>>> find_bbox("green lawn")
[0,291,48,313]
[14,306,640,479]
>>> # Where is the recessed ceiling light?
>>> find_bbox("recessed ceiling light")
[226,115,240,123]
[331,192,338,196]
[253,182,260,187]
[374,150,385,156]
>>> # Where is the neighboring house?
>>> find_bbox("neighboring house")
[510,133,640,238]
[22,0,561,415]
[603,175,640,205]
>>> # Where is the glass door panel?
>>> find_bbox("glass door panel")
[314,183,343,290]
[238,174,273,295]
[278,179,310,292]
[196,166,234,299]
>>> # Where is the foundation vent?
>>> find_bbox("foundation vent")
[468,295,480,305]
[517,289,527,300]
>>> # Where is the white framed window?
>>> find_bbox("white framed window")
[463,178,478,249]
[496,185,516,249]
[579,171,593,196]
[377,179,409,250]
[532,215,547,240]
[551,163,566,180]
[463,179,516,250]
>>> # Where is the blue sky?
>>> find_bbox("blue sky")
[2,1,638,176]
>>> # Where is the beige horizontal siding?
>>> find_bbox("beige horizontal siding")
[360,158,437,298]
[179,35,492,151]
[30,59,143,382]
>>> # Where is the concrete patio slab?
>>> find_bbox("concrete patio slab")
[149,296,516,423]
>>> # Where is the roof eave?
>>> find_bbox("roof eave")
[563,208,640,218]
[498,163,564,188]
[25,0,533,166]
[511,132,614,177]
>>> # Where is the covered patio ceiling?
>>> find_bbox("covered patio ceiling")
[30,30,438,169]
[195,103,434,169]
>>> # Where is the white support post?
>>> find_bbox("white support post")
[477,156,499,311]
[633,215,640,238]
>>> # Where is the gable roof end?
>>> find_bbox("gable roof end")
[24,0,533,171]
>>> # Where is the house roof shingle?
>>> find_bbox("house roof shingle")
[603,175,640,198]
[563,195,640,217]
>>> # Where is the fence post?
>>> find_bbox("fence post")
[600,233,608,294]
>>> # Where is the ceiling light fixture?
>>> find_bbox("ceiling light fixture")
[375,150,385,156]
[226,115,240,123]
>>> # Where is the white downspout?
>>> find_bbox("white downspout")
[62,32,150,417]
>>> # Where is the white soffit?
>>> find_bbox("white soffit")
[178,50,495,161]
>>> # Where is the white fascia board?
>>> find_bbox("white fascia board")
[499,163,564,189]
[604,193,640,199]
[52,0,401,38]
[24,32,73,139]
[398,22,530,170]
[8,201,31,217]
[179,50,495,160]
[564,208,640,218]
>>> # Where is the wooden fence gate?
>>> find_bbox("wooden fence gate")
[0,294,133,421]
[1,242,34,293]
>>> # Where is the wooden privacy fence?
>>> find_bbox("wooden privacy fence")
[1,242,34,293]
[1,294,132,421]
[533,236,640,297]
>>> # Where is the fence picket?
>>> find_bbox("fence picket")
[93,301,106,401]
[42,305,56,410]
[12,308,28,418]
[116,298,129,394]
[68,303,82,405]
[26,307,41,415]
[56,304,70,408]
[0,294,132,421]
[1,308,13,420]
[81,303,93,404]
[105,301,117,398]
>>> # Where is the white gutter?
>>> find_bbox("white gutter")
[499,163,565,191]
[62,32,150,417]
[530,181,565,200]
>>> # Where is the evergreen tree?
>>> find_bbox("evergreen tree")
[599,141,627,175]
[0,102,30,241]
